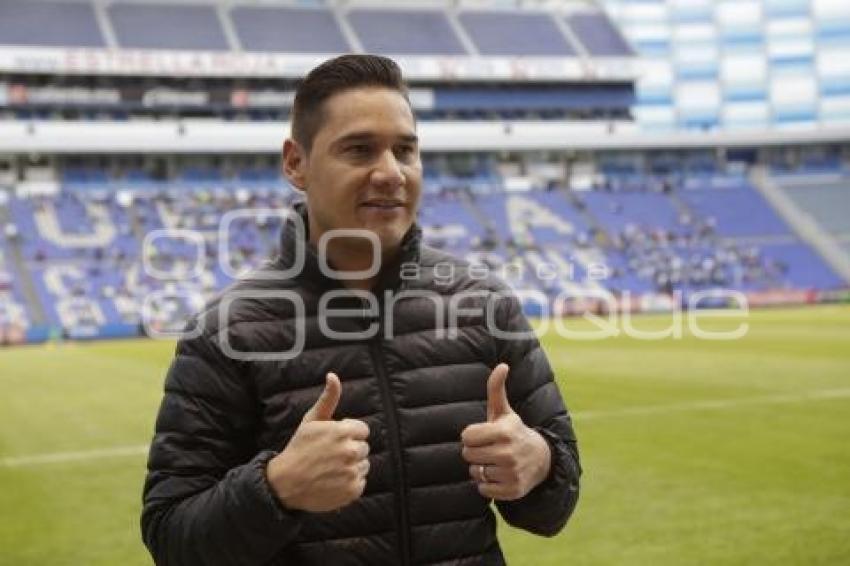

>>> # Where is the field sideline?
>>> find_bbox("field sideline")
[1,306,848,565]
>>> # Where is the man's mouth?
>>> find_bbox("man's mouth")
[360,199,405,210]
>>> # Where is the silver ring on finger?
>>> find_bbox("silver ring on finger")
[479,464,490,483]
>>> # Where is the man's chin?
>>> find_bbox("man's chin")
[374,230,406,257]
[358,217,407,240]
[330,225,403,257]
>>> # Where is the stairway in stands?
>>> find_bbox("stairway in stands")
[750,166,850,286]
[0,192,47,325]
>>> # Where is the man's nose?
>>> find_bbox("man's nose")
[371,149,404,188]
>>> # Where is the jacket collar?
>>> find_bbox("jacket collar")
[277,201,422,293]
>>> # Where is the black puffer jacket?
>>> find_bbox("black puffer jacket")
[142,204,581,565]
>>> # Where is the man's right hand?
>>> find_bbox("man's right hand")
[265,372,370,513]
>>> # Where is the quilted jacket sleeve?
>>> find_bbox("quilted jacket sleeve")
[141,328,303,565]
[492,289,582,537]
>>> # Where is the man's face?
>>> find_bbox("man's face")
[284,86,422,262]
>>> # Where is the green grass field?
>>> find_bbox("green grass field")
[1,306,849,565]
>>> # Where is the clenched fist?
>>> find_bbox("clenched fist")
[266,372,370,513]
[461,363,552,501]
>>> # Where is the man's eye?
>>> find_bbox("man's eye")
[347,145,371,156]
[395,145,415,160]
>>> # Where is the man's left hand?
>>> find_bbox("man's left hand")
[461,363,552,501]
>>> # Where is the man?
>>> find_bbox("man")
[142,54,580,565]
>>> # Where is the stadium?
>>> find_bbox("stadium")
[0,0,848,564]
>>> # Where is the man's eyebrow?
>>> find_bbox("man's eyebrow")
[334,132,419,145]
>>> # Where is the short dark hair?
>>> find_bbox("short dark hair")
[291,54,410,152]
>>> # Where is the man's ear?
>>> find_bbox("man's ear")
[282,138,307,192]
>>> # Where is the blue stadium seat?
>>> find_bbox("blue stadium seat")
[108,3,229,51]
[567,12,633,56]
[346,8,467,55]
[458,11,576,56]
[230,6,350,53]
[0,0,104,47]
[679,186,792,238]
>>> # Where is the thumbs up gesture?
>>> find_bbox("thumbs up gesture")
[266,373,371,513]
[461,364,552,501]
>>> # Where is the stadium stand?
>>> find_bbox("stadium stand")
[1,177,298,336]
[345,8,467,55]
[0,0,639,124]
[2,151,846,342]
[678,183,793,238]
[108,3,230,51]
[0,0,105,48]
[770,164,850,267]
[0,0,637,60]
[0,0,847,345]
[580,190,680,232]
[777,179,850,237]
[565,12,633,56]
[229,5,350,54]
[458,10,577,56]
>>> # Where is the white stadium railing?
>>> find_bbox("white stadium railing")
[1,119,849,153]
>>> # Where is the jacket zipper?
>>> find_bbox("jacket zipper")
[369,339,412,566]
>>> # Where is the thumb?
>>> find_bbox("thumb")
[486,363,512,421]
[303,372,341,422]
